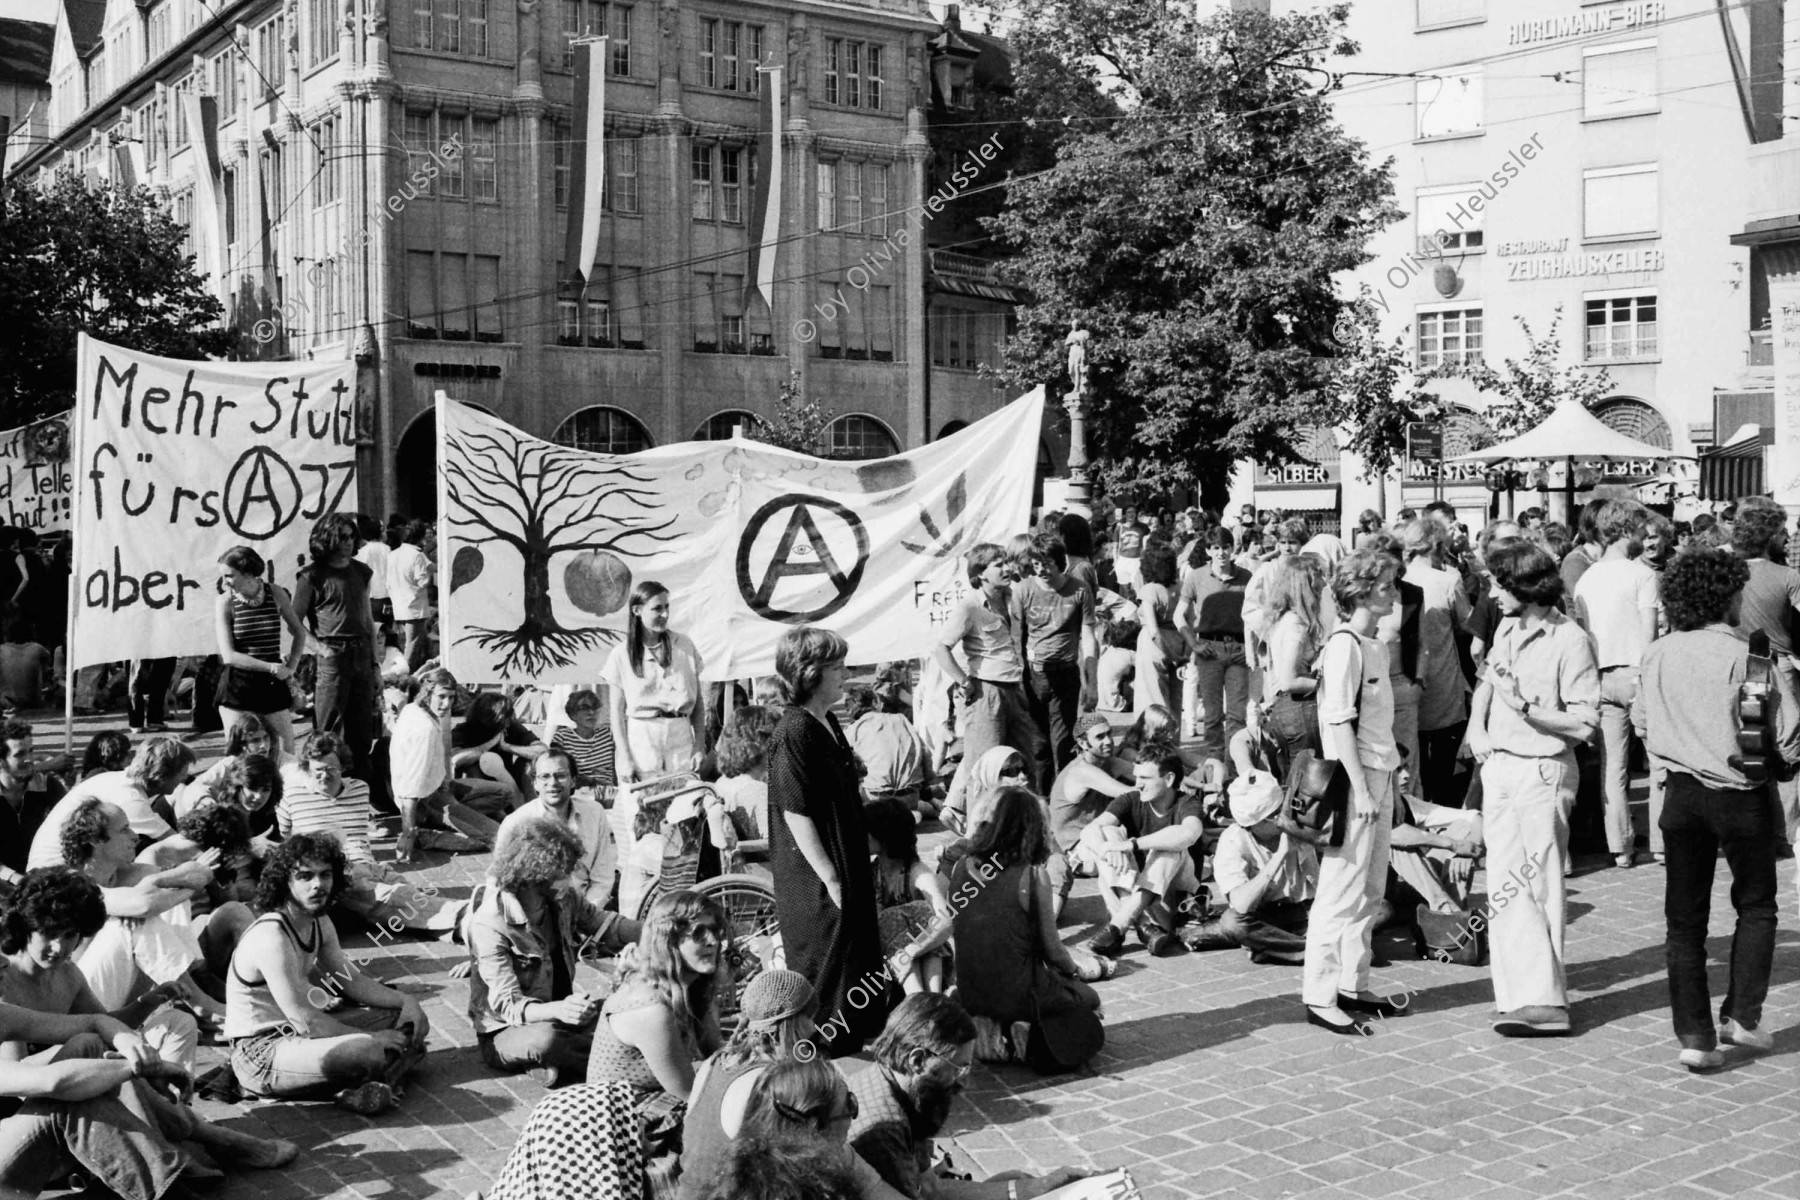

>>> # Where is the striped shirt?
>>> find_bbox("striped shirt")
[551,727,616,790]
[277,771,373,863]
[227,586,284,665]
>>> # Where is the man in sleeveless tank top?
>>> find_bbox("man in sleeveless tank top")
[225,834,429,1111]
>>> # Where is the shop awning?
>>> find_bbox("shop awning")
[1252,487,1338,511]
[1698,429,1771,501]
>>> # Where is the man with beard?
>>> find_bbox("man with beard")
[847,994,1086,1200]
[224,834,429,1114]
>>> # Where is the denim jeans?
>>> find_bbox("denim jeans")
[1662,771,1777,1050]
[315,641,379,778]
[480,1021,596,1081]
[1192,641,1250,762]
[126,657,175,728]
[1598,668,1641,856]
[1262,694,1320,774]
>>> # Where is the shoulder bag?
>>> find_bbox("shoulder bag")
[1283,630,1363,849]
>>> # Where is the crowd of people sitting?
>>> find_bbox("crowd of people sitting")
[0,491,1791,1198]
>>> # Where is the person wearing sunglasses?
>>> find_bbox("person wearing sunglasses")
[587,890,729,1196]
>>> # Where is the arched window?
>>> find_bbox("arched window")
[693,410,757,440]
[1592,397,1672,450]
[1296,425,1340,466]
[935,419,969,440]
[552,406,654,454]
[1442,405,1497,456]
[826,414,900,460]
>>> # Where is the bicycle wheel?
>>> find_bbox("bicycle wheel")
[694,873,780,1030]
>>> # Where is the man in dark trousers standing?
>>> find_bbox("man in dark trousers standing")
[293,514,380,783]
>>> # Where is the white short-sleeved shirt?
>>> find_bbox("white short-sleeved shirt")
[356,542,392,601]
[1574,558,1659,670]
[388,543,434,620]
[1318,628,1401,771]
[390,703,450,800]
[601,632,704,718]
[30,774,172,869]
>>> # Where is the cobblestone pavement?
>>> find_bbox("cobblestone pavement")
[34,715,1800,1199]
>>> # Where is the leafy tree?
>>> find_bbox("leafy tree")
[750,371,836,455]
[986,1,1401,508]
[1427,304,1613,437]
[0,175,229,425]
[1331,284,1446,483]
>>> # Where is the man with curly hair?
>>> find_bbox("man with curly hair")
[224,833,430,1113]
[1466,541,1599,1038]
[466,815,624,1086]
[1632,548,1794,1071]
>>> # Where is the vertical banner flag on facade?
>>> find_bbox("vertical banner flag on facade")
[1773,279,1800,505]
[111,133,145,191]
[70,335,358,666]
[744,67,784,312]
[182,90,228,301]
[438,387,1046,684]
[563,38,608,285]
[0,413,74,534]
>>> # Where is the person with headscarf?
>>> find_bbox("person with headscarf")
[1201,732,1319,964]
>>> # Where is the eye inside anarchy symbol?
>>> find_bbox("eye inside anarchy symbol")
[736,495,870,623]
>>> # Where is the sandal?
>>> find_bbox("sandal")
[334,1081,397,1116]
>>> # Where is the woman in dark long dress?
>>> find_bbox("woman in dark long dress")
[766,627,888,1057]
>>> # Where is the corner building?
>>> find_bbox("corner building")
[9,0,1028,517]
[1252,0,1768,528]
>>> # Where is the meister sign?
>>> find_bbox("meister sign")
[1507,2,1665,46]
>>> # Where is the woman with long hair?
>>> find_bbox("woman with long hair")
[951,786,1103,1066]
[766,627,888,1057]
[1133,544,1185,713]
[586,888,729,1198]
[695,1058,863,1200]
[1257,553,1330,768]
[180,711,286,817]
[214,546,312,756]
[604,581,708,788]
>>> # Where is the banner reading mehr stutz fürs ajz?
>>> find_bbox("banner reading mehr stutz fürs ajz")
[70,334,358,667]
[438,387,1045,684]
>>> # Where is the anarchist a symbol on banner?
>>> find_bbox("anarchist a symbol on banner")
[737,495,870,623]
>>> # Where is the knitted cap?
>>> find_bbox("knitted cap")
[741,970,816,1028]
[1074,713,1112,743]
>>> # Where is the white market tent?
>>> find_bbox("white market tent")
[1447,399,1690,518]
[1448,399,1681,464]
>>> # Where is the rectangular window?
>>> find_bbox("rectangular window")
[310,0,336,67]
[1415,68,1483,139]
[1583,164,1657,239]
[823,39,881,108]
[585,292,612,346]
[719,274,744,352]
[700,18,716,89]
[407,251,437,337]
[723,22,739,92]
[613,137,639,212]
[720,147,742,223]
[472,118,498,200]
[691,144,714,221]
[1415,183,1483,255]
[562,0,582,69]
[474,255,502,341]
[839,161,861,233]
[693,272,718,351]
[553,121,570,208]
[1585,293,1657,360]
[223,167,237,243]
[1417,0,1483,27]
[263,143,284,221]
[817,161,836,231]
[1417,307,1482,369]
[435,0,461,54]
[315,117,338,205]
[215,51,236,118]
[866,46,882,110]
[1583,40,1657,119]
[845,42,861,108]
[616,271,645,345]
[174,79,191,147]
[258,17,286,97]
[746,27,763,92]
[559,297,581,343]
[816,282,841,355]
[414,0,433,49]
[610,4,631,75]
[404,110,435,196]
[440,117,466,196]
[870,285,895,360]
[442,255,470,339]
[174,190,192,256]
[825,39,839,106]
[866,164,888,237]
[466,0,489,57]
